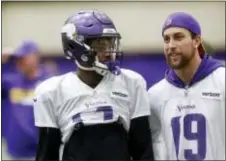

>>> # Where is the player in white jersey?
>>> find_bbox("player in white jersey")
[148,12,225,160]
[33,10,154,161]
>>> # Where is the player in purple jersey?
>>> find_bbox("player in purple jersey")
[2,46,15,138]
[2,40,55,159]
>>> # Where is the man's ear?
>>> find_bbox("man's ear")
[194,35,201,49]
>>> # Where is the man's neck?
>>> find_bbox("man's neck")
[174,54,202,85]
[76,69,103,88]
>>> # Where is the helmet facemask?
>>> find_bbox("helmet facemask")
[83,36,122,76]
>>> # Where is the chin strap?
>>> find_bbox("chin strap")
[75,56,121,76]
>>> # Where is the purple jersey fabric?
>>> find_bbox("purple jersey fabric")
[165,54,225,88]
[2,66,53,158]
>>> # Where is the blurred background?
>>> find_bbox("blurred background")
[1,1,225,160]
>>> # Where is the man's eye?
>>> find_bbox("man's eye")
[163,37,170,43]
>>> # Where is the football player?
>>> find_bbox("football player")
[2,40,54,160]
[34,10,154,161]
[148,12,225,160]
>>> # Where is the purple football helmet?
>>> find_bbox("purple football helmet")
[61,10,122,76]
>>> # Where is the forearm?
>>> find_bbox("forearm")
[36,127,61,161]
[128,116,155,161]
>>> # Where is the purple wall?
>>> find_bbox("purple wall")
[3,52,225,88]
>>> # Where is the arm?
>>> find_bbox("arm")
[33,84,61,161]
[149,109,167,160]
[36,127,61,161]
[128,77,154,160]
[2,75,10,138]
[148,88,168,160]
[129,116,154,160]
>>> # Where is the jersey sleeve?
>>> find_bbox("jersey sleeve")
[219,67,225,99]
[130,76,150,119]
[33,83,58,128]
[148,86,168,160]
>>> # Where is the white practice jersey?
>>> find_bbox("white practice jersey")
[33,69,150,144]
[148,67,225,160]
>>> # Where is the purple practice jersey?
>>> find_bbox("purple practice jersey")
[2,66,54,158]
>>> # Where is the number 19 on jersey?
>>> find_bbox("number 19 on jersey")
[171,113,207,160]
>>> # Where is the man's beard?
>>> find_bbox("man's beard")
[166,51,195,69]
